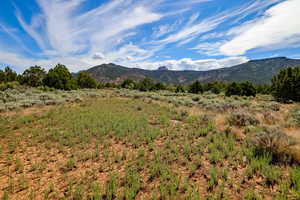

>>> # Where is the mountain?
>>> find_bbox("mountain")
[83,57,300,85]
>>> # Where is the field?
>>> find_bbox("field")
[1,88,300,199]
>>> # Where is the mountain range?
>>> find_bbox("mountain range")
[82,57,300,85]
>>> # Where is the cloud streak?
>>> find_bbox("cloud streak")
[0,0,298,72]
[220,0,300,56]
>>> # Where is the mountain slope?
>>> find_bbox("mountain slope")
[83,57,300,84]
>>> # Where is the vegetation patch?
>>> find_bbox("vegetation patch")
[228,112,260,127]
[1,88,300,199]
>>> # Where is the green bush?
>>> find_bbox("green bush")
[0,67,18,83]
[291,107,300,126]
[289,167,300,193]
[244,190,262,200]
[226,82,256,97]
[0,82,22,91]
[251,127,296,163]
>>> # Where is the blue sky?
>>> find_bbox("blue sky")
[0,0,300,72]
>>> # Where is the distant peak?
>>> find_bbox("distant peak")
[157,66,168,71]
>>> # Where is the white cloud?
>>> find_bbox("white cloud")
[134,56,249,71]
[0,50,92,72]
[0,48,249,73]
[220,0,300,56]
[154,0,282,47]
[0,0,294,73]
[152,21,181,38]
[15,0,162,57]
[191,41,225,56]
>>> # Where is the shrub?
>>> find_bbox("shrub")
[289,167,300,193]
[175,85,185,93]
[208,167,219,190]
[244,190,262,200]
[0,82,22,91]
[228,113,259,127]
[251,127,296,163]
[263,112,276,124]
[291,107,300,127]
[192,97,200,102]
[124,168,142,200]
[105,172,119,200]
[268,103,280,111]
[63,158,77,171]
[0,67,18,83]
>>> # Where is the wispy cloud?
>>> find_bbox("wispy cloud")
[220,0,300,56]
[0,0,296,72]
[153,0,282,48]
[191,41,225,56]
[137,56,249,71]
[16,0,162,56]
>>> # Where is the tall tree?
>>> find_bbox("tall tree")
[239,81,256,97]
[4,67,17,82]
[77,72,98,88]
[22,66,46,87]
[189,81,203,94]
[271,66,300,102]
[0,70,5,83]
[121,79,136,89]
[225,82,241,96]
[43,64,77,90]
[139,78,155,91]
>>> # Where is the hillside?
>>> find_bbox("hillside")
[83,57,300,84]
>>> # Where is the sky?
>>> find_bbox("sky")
[0,0,300,72]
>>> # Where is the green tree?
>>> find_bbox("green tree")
[77,72,98,88]
[4,67,17,82]
[226,82,256,97]
[139,78,155,91]
[0,70,5,83]
[188,81,203,94]
[255,84,271,94]
[43,64,77,90]
[22,66,46,87]
[225,82,241,96]
[203,82,222,94]
[271,66,300,102]
[175,85,185,93]
[239,81,256,97]
[153,82,166,90]
[121,79,136,89]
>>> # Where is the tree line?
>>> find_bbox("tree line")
[0,64,98,90]
[0,64,299,102]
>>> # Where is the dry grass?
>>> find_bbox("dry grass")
[0,89,300,199]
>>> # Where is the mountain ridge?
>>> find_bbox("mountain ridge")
[82,57,300,85]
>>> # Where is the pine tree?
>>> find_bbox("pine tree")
[271,66,300,102]
[188,81,203,94]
